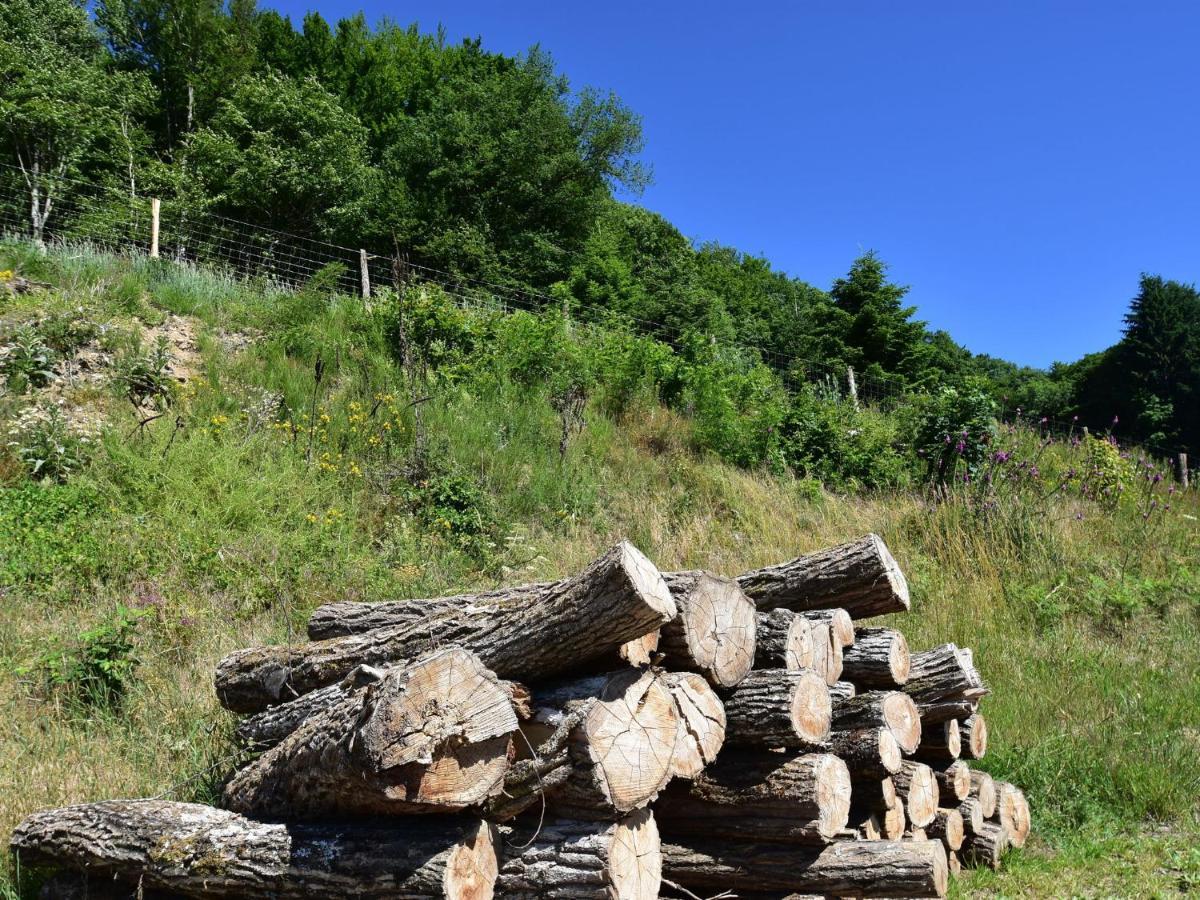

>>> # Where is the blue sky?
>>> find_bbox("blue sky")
[261,1,1200,368]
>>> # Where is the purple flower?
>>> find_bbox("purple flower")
[956,440,966,453]
[1153,473,1163,484]
[1040,416,1048,425]
[1030,466,1041,478]
[993,450,1010,463]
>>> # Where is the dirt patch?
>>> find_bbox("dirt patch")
[141,315,203,383]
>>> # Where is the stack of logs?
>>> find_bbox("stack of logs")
[12,534,1031,899]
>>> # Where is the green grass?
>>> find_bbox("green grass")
[1,242,1198,898]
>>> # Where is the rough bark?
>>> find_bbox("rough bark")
[960,713,988,760]
[912,719,961,764]
[915,699,978,726]
[832,690,922,754]
[738,534,911,620]
[994,782,1031,849]
[217,541,676,713]
[956,798,985,835]
[660,837,947,898]
[10,801,498,899]
[828,680,857,703]
[830,727,902,778]
[721,668,831,749]
[655,751,851,845]
[931,761,971,805]
[842,627,910,688]
[927,808,965,852]
[903,645,988,721]
[968,771,997,820]
[892,762,939,829]
[660,572,757,688]
[809,620,844,685]
[223,648,518,818]
[496,809,660,899]
[661,672,725,780]
[754,609,814,671]
[960,821,1008,869]
[799,608,855,648]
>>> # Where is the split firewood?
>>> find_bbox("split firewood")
[10,801,498,899]
[655,751,851,845]
[961,821,1008,869]
[223,647,518,818]
[662,671,726,779]
[960,712,988,760]
[891,761,939,829]
[216,541,676,713]
[738,534,910,620]
[660,571,757,688]
[754,609,814,670]
[799,608,855,648]
[497,809,660,899]
[841,627,910,688]
[831,690,921,754]
[721,668,831,749]
[994,781,1031,848]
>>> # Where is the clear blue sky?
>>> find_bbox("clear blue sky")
[261,0,1200,368]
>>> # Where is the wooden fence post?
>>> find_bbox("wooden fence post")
[847,366,859,409]
[1180,453,1190,490]
[359,249,370,300]
[149,198,160,259]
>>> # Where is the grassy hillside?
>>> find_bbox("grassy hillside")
[1,242,1199,898]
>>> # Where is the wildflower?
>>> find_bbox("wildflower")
[305,513,318,524]
[955,440,966,453]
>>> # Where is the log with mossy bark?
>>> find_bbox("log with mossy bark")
[660,837,948,898]
[738,534,911,620]
[960,712,988,760]
[223,647,518,818]
[832,690,922,755]
[496,809,660,900]
[721,668,831,749]
[661,671,725,780]
[655,751,851,845]
[842,627,910,688]
[994,781,1031,848]
[891,761,939,829]
[903,645,988,723]
[216,541,676,713]
[10,801,498,899]
[659,571,757,687]
[754,609,814,671]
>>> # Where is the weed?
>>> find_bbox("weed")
[22,606,146,711]
[0,324,56,393]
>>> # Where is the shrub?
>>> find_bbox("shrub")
[0,323,56,392]
[1079,433,1131,509]
[780,388,907,489]
[35,313,99,356]
[25,606,146,711]
[910,382,998,483]
[684,356,788,470]
[112,337,175,410]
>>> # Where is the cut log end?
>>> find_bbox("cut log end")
[996,782,1031,848]
[620,541,678,623]
[617,629,660,667]
[663,672,726,780]
[962,713,988,760]
[969,771,997,820]
[609,808,662,900]
[929,807,965,852]
[663,572,757,688]
[791,671,834,745]
[445,820,499,900]
[882,691,922,754]
[894,762,939,829]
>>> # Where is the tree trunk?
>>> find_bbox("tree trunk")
[660,571,757,688]
[754,609,813,671]
[969,770,997,819]
[960,821,1008,869]
[927,808,965,852]
[808,620,844,685]
[660,837,948,898]
[217,542,676,713]
[223,648,517,818]
[11,801,498,899]
[496,809,660,899]
[738,534,910,620]
[904,645,988,719]
[655,751,851,845]
[912,718,960,764]
[842,627,910,688]
[721,668,831,749]
[832,690,921,754]
[829,727,902,778]
[960,712,988,760]
[994,782,1031,849]
[829,680,856,703]
[662,672,725,780]
[930,761,971,805]
[892,761,938,829]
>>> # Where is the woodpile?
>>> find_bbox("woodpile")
[11,534,1030,898]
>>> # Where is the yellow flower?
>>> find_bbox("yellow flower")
[349,462,363,477]
[368,435,381,446]
[305,513,318,524]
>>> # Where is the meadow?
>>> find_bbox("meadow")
[1,243,1198,897]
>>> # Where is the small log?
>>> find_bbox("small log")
[217,541,676,713]
[660,837,948,898]
[830,727,902,778]
[848,779,906,841]
[234,664,379,750]
[497,809,660,899]
[754,609,814,670]
[904,645,988,722]
[961,712,988,760]
[721,668,831,749]
[961,821,1008,869]
[957,798,985,835]
[969,771,997,819]
[809,620,845,685]
[912,719,961,764]
[927,808,965,852]
[10,801,498,899]
[800,608,855,647]
[916,698,978,725]
[832,690,921,754]
[907,825,928,841]
[655,751,851,845]
[842,627,910,688]
[662,671,726,780]
[948,849,962,875]
[994,781,1031,848]
[931,760,971,805]
[223,647,518,818]
[660,571,757,687]
[829,680,857,703]
[738,534,911,620]
[892,761,939,829]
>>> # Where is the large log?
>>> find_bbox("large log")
[960,821,1008,869]
[216,542,676,713]
[10,801,498,899]
[721,668,831,749]
[994,781,1031,848]
[223,648,518,818]
[912,719,960,764]
[660,571,757,688]
[892,761,939,829]
[832,690,921,754]
[931,761,971,805]
[655,751,851,845]
[927,808,965,852]
[800,608,855,648]
[904,645,988,723]
[496,809,660,899]
[969,770,997,819]
[660,837,948,898]
[662,672,726,780]
[738,534,911,620]
[842,627,910,688]
[960,712,988,760]
[754,609,814,671]
[830,727,902,778]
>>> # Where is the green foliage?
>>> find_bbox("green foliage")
[111,337,175,410]
[1080,434,1131,509]
[0,324,55,393]
[401,466,499,560]
[780,388,908,489]
[911,383,998,482]
[5,403,98,482]
[0,480,106,590]
[25,606,145,711]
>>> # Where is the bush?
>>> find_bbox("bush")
[910,382,998,483]
[112,336,175,411]
[780,387,908,489]
[0,480,106,590]
[25,606,146,711]
[684,355,788,470]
